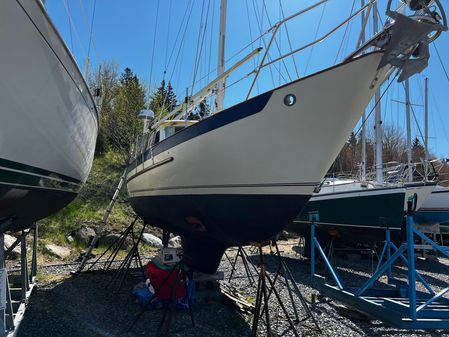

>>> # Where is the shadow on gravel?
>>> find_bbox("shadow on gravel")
[17,268,250,337]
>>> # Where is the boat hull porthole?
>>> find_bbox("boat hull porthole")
[284,94,296,106]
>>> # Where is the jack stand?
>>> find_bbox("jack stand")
[311,209,449,329]
[226,246,257,286]
[295,236,305,257]
[86,216,140,272]
[128,260,194,337]
[106,219,147,293]
[251,245,303,337]
[270,241,321,332]
[0,221,38,337]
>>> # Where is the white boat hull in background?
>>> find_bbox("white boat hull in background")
[0,0,98,229]
[415,185,449,225]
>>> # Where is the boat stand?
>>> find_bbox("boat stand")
[250,244,320,337]
[225,246,257,286]
[105,218,147,293]
[0,221,38,337]
[310,211,449,329]
[85,215,141,273]
[128,260,195,337]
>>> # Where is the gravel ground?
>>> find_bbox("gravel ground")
[16,240,449,337]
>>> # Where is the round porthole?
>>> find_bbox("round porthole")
[284,94,296,106]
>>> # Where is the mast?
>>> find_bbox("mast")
[215,0,227,112]
[360,0,368,180]
[405,79,413,182]
[373,2,383,184]
[424,77,429,178]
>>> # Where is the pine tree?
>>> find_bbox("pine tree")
[412,137,425,162]
[108,67,146,163]
[189,99,211,120]
[149,80,178,119]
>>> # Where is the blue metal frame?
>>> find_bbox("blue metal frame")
[309,212,449,329]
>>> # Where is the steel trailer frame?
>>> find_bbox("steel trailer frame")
[0,221,38,337]
[309,212,449,329]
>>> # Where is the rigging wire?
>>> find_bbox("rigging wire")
[190,0,209,96]
[334,0,357,64]
[251,0,276,87]
[192,0,212,96]
[148,0,161,91]
[63,0,87,57]
[191,29,270,89]
[207,0,216,84]
[87,0,97,61]
[430,85,449,149]
[279,0,299,78]
[65,0,74,53]
[261,0,292,82]
[304,1,327,76]
[400,81,426,149]
[78,0,99,60]
[166,0,193,76]
[163,0,173,81]
[433,44,449,83]
[353,72,399,140]
[155,0,195,117]
[169,0,195,83]
[245,0,260,93]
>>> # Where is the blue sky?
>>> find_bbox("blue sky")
[45,0,449,158]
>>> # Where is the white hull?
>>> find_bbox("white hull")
[419,185,449,212]
[415,185,449,225]
[404,183,436,212]
[126,52,389,273]
[128,53,387,199]
[0,0,98,228]
[0,0,97,183]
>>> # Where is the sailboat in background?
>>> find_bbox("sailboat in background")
[413,78,449,229]
[127,0,447,273]
[0,0,99,231]
[288,1,442,248]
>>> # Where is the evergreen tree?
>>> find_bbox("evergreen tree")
[149,80,178,119]
[189,100,211,120]
[108,67,146,163]
[412,137,426,162]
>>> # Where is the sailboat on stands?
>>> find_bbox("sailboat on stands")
[127,0,447,273]
[0,0,99,231]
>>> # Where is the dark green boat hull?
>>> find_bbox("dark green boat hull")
[288,188,406,246]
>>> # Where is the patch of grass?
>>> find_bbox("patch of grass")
[38,151,133,251]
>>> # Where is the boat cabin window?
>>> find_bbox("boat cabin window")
[153,121,196,145]
[164,126,185,139]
